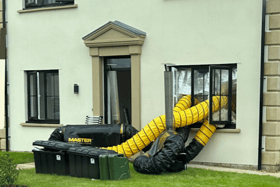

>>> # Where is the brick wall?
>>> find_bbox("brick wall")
[262,0,280,171]
[0,128,5,150]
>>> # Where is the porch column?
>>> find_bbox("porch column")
[90,48,103,117]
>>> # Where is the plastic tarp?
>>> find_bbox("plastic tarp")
[133,130,186,174]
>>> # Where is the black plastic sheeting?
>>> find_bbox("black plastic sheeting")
[166,153,187,173]
[48,124,138,147]
[176,126,191,142]
[133,129,187,174]
[147,126,191,158]
[49,126,65,142]
[184,138,204,164]
[133,126,205,174]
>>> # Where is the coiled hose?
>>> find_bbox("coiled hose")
[103,95,227,158]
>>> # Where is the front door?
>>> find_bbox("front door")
[104,57,131,124]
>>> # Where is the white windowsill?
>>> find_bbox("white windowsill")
[21,123,63,128]
[191,128,241,133]
[18,4,78,14]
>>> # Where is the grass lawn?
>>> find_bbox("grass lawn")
[0,151,34,164]
[3,152,280,187]
[17,164,280,187]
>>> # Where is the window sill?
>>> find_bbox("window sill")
[20,123,63,128]
[191,128,241,133]
[17,4,78,14]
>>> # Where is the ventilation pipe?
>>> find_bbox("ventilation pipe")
[108,71,121,124]
[2,0,8,152]
[164,65,173,130]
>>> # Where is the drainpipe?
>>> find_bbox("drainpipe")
[164,65,173,130]
[2,0,9,152]
[258,0,266,170]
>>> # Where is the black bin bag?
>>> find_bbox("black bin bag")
[133,126,190,174]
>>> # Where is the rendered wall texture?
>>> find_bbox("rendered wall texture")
[6,0,262,168]
[0,0,3,58]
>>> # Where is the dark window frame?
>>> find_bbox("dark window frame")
[173,64,237,129]
[24,0,74,10]
[26,70,60,124]
[209,65,233,126]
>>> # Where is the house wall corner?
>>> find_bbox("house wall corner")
[263,0,280,171]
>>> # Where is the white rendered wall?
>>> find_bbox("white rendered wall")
[7,0,262,166]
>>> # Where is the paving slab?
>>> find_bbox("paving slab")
[188,164,280,178]
[17,162,35,170]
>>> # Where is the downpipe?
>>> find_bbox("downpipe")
[2,0,9,152]
[258,0,266,170]
[164,65,173,130]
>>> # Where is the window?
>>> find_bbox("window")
[27,70,60,124]
[173,64,237,129]
[24,0,74,9]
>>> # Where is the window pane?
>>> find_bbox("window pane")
[175,68,191,97]
[26,0,35,4]
[53,74,59,96]
[29,73,37,118]
[211,68,231,122]
[39,72,45,120]
[46,72,59,120]
[106,58,131,70]
[232,68,237,114]
[46,97,56,119]
[54,97,60,120]
[44,0,55,4]
[194,69,209,102]
[30,97,37,118]
[25,0,74,8]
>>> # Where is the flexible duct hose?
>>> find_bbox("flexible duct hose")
[184,120,217,163]
[104,96,227,158]
[194,120,216,146]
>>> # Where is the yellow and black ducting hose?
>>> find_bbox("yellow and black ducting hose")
[103,95,227,158]
[194,120,216,146]
[183,120,217,163]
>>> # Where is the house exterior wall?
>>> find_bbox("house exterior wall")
[0,0,6,151]
[7,0,262,167]
[262,0,280,171]
[0,0,2,28]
